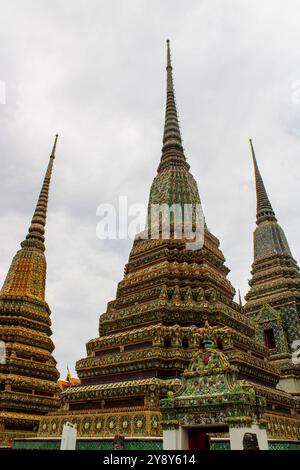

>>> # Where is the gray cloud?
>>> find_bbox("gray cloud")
[0,0,300,376]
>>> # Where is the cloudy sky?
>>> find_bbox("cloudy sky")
[0,0,300,377]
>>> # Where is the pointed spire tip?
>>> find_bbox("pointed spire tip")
[249,138,276,224]
[158,38,187,163]
[166,39,172,69]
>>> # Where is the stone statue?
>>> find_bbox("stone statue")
[242,432,260,450]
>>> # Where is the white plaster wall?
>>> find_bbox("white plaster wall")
[163,430,179,450]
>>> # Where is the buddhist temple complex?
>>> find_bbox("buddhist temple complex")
[1,42,300,450]
[57,368,80,393]
[0,136,61,447]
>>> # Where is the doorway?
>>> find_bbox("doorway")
[188,429,210,450]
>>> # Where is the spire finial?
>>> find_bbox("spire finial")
[66,364,71,382]
[161,40,184,157]
[249,138,276,225]
[21,135,58,251]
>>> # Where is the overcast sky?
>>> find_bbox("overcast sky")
[0,0,300,377]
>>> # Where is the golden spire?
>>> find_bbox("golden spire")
[21,135,58,252]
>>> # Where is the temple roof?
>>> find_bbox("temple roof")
[0,136,60,441]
